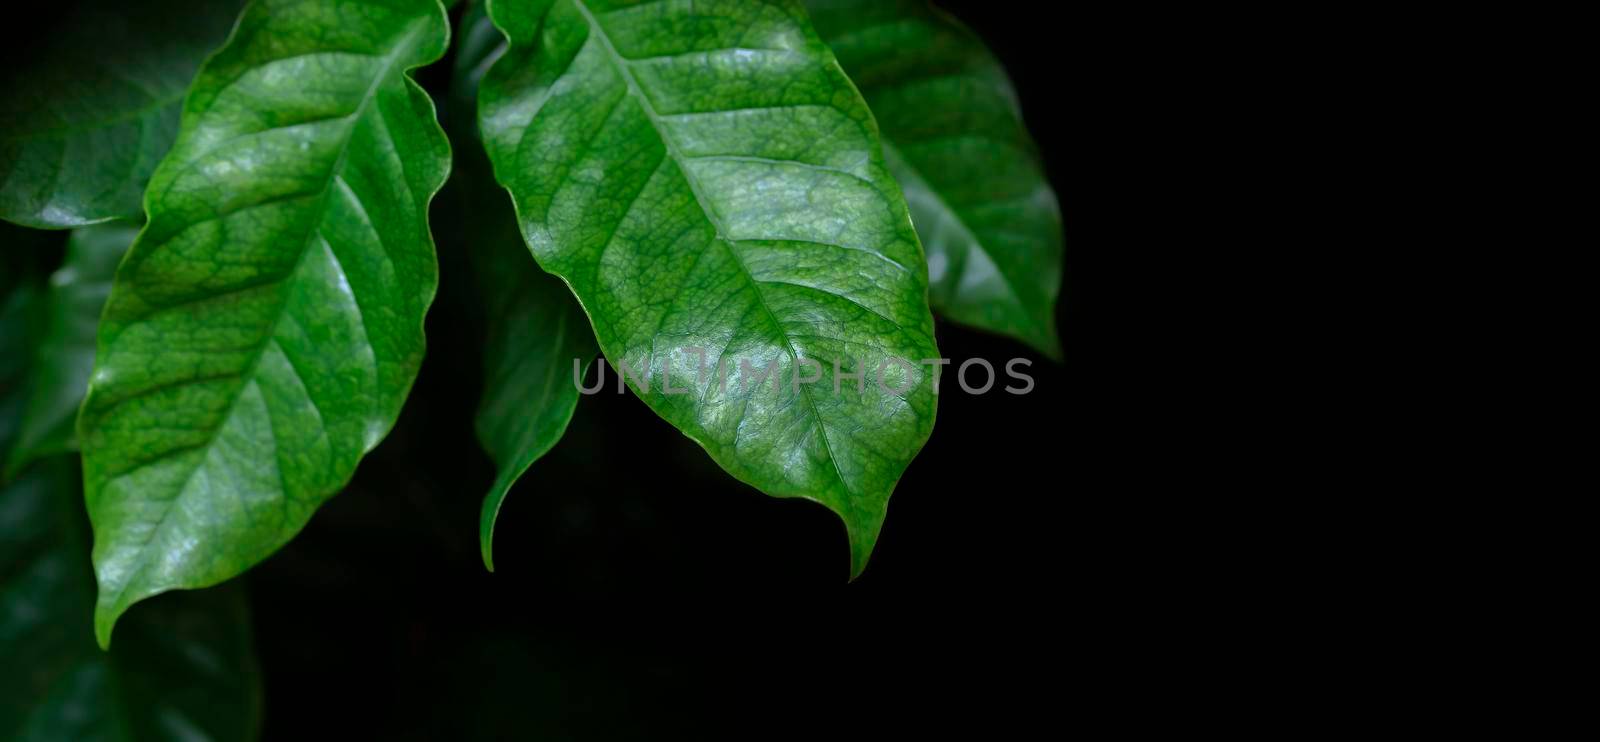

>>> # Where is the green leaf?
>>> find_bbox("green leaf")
[5,224,134,478]
[0,0,246,229]
[451,3,599,572]
[77,0,452,647]
[471,219,597,573]
[806,0,1064,358]
[1,457,262,741]
[479,0,940,577]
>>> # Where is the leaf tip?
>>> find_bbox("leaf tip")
[843,514,884,583]
[1026,318,1064,363]
[480,483,509,573]
[847,553,870,583]
[481,536,497,573]
[93,604,122,651]
[93,570,161,652]
[1040,337,1065,363]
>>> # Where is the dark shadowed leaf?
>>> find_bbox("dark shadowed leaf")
[479,0,940,577]
[807,0,1063,358]
[0,457,261,741]
[0,231,55,465]
[0,0,246,228]
[4,224,134,477]
[469,209,597,572]
[77,0,452,647]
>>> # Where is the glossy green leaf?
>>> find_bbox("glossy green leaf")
[479,0,940,577]
[451,3,599,572]
[1,457,262,741]
[0,0,245,229]
[4,224,134,478]
[806,0,1064,358]
[77,0,452,647]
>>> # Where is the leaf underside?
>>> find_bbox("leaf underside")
[479,0,940,577]
[451,2,599,572]
[77,0,452,647]
[807,0,1064,358]
[0,0,245,228]
[473,262,596,572]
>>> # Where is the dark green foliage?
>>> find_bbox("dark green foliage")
[1,0,1066,734]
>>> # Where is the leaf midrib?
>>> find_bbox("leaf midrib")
[569,0,861,505]
[99,22,429,614]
